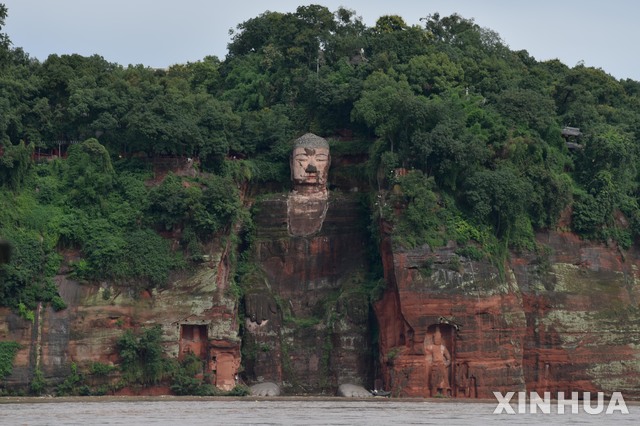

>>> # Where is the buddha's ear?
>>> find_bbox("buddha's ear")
[290,155,295,180]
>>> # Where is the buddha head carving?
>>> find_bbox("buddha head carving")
[290,133,330,191]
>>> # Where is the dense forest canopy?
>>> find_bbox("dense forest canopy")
[2,4,640,313]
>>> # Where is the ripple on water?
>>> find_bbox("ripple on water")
[0,399,636,426]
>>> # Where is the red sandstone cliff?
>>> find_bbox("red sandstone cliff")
[1,235,241,393]
[374,225,640,398]
[242,193,373,393]
[3,195,640,399]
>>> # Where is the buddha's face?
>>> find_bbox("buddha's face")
[291,146,330,187]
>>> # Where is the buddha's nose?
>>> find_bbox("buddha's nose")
[305,164,318,173]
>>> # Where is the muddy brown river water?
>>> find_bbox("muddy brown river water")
[0,397,637,425]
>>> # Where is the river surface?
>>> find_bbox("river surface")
[0,397,637,425]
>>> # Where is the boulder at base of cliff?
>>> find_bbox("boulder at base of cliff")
[250,382,281,397]
[337,384,372,398]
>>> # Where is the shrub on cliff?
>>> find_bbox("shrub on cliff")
[0,224,65,312]
[117,325,169,386]
[147,172,241,242]
[169,352,215,396]
[55,362,90,396]
[0,141,33,190]
[391,170,443,248]
[64,138,114,208]
[0,341,20,381]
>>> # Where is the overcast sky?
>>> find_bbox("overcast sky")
[3,0,639,81]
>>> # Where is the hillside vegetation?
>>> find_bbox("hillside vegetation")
[2,4,640,313]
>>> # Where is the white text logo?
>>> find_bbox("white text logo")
[493,391,629,414]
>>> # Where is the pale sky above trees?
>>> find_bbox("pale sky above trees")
[3,0,639,80]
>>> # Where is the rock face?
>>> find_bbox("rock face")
[374,236,526,398]
[515,231,640,399]
[3,138,640,398]
[374,227,640,398]
[240,133,373,394]
[4,203,640,398]
[1,238,242,393]
[242,192,373,393]
[3,216,640,397]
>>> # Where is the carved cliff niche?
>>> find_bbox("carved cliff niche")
[423,323,455,397]
[240,133,372,392]
[423,323,476,398]
[179,324,208,360]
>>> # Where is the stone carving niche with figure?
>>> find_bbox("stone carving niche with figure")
[242,132,371,393]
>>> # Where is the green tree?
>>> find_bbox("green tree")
[406,94,490,191]
[0,341,20,380]
[64,138,114,207]
[0,226,63,310]
[323,7,367,64]
[0,140,33,189]
[352,70,428,153]
[117,326,167,385]
[367,16,429,69]
[577,125,636,192]
[393,170,442,248]
[0,3,10,66]
[405,52,464,96]
[464,166,532,237]
[147,173,192,231]
[191,174,241,240]
[490,88,557,138]
[572,171,616,235]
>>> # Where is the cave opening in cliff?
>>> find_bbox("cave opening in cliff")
[179,324,208,361]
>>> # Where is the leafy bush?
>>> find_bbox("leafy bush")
[64,138,115,207]
[147,173,240,242]
[392,170,443,248]
[464,167,532,238]
[90,362,115,377]
[0,225,64,311]
[56,362,85,396]
[0,341,20,380]
[455,245,484,261]
[122,229,183,286]
[0,141,33,190]
[226,384,250,396]
[116,325,168,386]
[169,353,215,396]
[29,368,46,395]
[147,173,191,231]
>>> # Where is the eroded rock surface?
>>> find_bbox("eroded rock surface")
[1,240,241,392]
[373,225,640,398]
[243,192,372,393]
[4,139,640,400]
